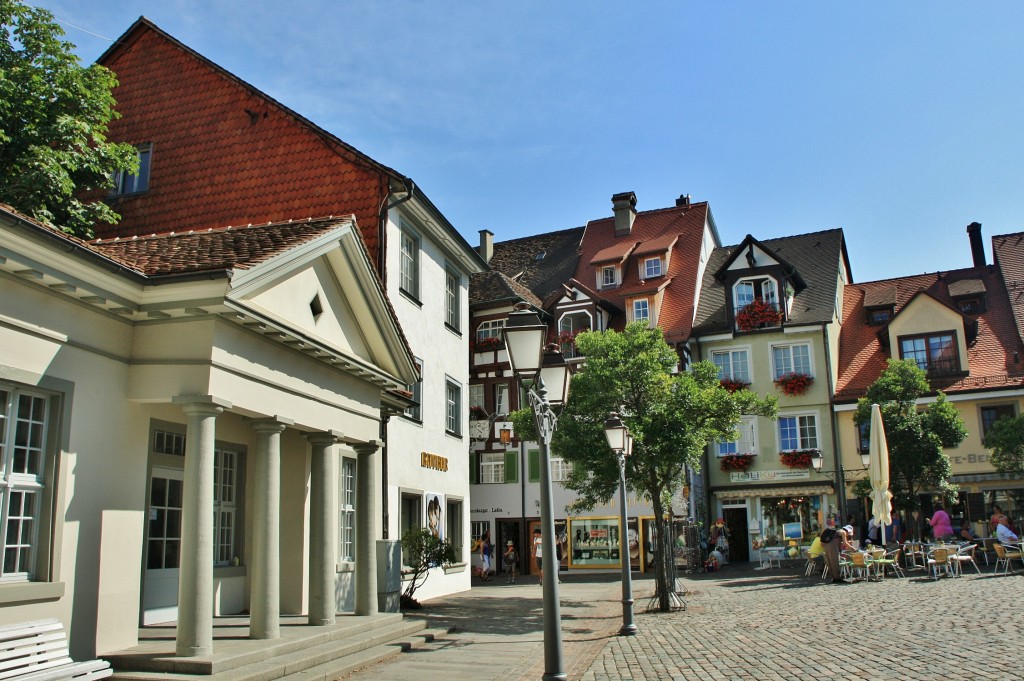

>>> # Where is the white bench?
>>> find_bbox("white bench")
[0,619,111,681]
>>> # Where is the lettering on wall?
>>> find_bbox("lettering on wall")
[421,451,449,472]
[949,453,988,467]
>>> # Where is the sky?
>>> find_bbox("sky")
[30,1,1024,283]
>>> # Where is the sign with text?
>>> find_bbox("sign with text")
[729,469,810,483]
[420,452,449,472]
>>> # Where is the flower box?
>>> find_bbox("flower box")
[779,449,818,468]
[720,453,756,472]
[774,372,813,396]
[719,378,751,393]
[472,337,502,352]
[735,298,783,332]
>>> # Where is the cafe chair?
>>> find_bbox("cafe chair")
[949,543,981,575]
[994,543,1024,576]
[903,541,925,569]
[874,547,904,579]
[849,552,872,581]
[926,547,952,580]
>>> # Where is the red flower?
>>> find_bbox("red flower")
[719,378,751,393]
[779,450,817,468]
[735,298,783,332]
[473,336,501,352]
[720,454,755,471]
[774,372,813,396]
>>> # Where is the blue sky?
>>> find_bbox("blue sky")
[33,1,1024,283]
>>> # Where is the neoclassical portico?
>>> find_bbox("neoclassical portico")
[170,395,385,657]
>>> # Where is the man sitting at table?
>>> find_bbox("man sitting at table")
[996,521,1019,544]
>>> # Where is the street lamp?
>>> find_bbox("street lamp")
[503,304,571,681]
[603,412,638,636]
[810,449,823,471]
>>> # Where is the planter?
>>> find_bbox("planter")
[719,378,751,393]
[779,450,817,468]
[774,372,813,396]
[735,298,783,332]
[720,453,755,472]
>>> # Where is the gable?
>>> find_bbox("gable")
[887,294,969,372]
[724,242,781,272]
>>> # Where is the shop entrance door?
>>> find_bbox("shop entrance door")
[723,507,749,562]
[142,467,184,625]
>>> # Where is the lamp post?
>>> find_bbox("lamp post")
[603,412,638,636]
[502,305,570,681]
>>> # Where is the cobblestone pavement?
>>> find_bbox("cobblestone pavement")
[582,563,1024,681]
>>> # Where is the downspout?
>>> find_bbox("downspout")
[379,177,416,278]
[380,413,391,539]
[821,323,846,521]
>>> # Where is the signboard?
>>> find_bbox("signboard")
[729,469,810,483]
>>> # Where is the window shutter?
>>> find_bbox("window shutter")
[469,452,478,485]
[528,449,540,482]
[504,450,518,483]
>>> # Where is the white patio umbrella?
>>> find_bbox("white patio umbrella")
[868,403,893,545]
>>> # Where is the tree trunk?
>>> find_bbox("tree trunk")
[651,495,671,612]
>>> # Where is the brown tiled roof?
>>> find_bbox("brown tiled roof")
[91,217,346,276]
[89,18,462,271]
[487,227,585,303]
[575,203,710,342]
[834,266,1024,401]
[589,240,637,265]
[863,286,897,307]
[633,233,679,257]
[993,232,1024,344]
[947,278,986,297]
[692,229,847,336]
[469,270,543,309]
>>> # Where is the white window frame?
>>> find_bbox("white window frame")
[469,384,485,412]
[716,416,758,457]
[446,378,462,436]
[0,386,50,582]
[339,457,356,562]
[445,265,460,331]
[643,256,663,278]
[494,383,509,417]
[558,311,592,334]
[213,447,238,566]
[112,143,152,195]
[550,456,572,483]
[771,342,812,380]
[734,276,778,310]
[479,452,505,484]
[711,348,750,383]
[632,299,650,324]
[601,266,617,289]
[476,319,505,340]
[778,413,819,452]
[399,226,420,298]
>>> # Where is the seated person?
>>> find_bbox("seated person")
[959,519,978,542]
[996,521,1020,544]
[807,536,824,559]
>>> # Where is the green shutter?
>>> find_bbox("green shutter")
[469,452,478,485]
[504,450,518,484]
[528,449,540,482]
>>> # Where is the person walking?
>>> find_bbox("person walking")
[479,531,493,581]
[532,528,544,585]
[503,540,518,583]
[926,505,954,541]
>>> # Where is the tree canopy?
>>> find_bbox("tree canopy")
[853,359,966,511]
[983,415,1024,479]
[0,0,137,236]
[549,323,777,610]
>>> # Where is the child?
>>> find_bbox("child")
[503,541,518,583]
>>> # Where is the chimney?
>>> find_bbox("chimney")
[967,222,985,268]
[478,229,493,264]
[676,194,691,208]
[612,192,637,237]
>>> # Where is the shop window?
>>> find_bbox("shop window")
[760,495,823,546]
[446,499,463,562]
[400,493,421,540]
[567,517,620,567]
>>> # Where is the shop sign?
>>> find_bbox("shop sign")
[729,469,810,483]
[420,451,448,472]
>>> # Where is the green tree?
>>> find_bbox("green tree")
[0,0,137,237]
[399,528,457,609]
[983,415,1024,478]
[853,359,967,515]
[552,323,777,611]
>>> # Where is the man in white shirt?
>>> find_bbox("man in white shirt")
[995,522,1019,544]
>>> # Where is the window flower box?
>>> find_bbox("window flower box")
[472,336,502,352]
[720,453,755,472]
[779,449,818,468]
[774,372,813,396]
[735,298,783,332]
[719,378,751,393]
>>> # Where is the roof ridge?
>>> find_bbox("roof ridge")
[585,201,710,225]
[493,225,585,247]
[852,265,989,287]
[91,215,352,244]
[719,227,844,250]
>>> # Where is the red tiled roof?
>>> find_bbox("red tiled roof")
[633,233,679,257]
[589,240,637,265]
[993,232,1024,344]
[89,19,395,264]
[834,267,1024,401]
[91,217,346,276]
[575,202,710,342]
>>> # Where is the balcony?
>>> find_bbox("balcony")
[735,299,783,332]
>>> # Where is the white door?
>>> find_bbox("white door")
[142,467,184,625]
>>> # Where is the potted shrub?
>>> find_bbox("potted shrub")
[720,453,755,472]
[735,298,783,332]
[774,372,813,395]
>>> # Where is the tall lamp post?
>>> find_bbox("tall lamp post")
[503,305,571,681]
[603,412,638,636]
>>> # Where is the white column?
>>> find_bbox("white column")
[250,419,290,639]
[172,396,228,657]
[353,441,380,616]
[306,432,339,625]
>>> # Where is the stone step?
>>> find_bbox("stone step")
[107,617,429,681]
[275,628,449,681]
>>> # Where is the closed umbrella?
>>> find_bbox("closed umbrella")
[868,403,893,546]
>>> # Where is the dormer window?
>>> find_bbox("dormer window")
[866,307,894,325]
[956,297,983,314]
[898,332,959,377]
[601,266,617,289]
[734,277,778,310]
[632,299,650,325]
[643,257,663,279]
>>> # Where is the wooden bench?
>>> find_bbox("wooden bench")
[0,619,111,681]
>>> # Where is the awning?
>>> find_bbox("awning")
[714,484,834,500]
